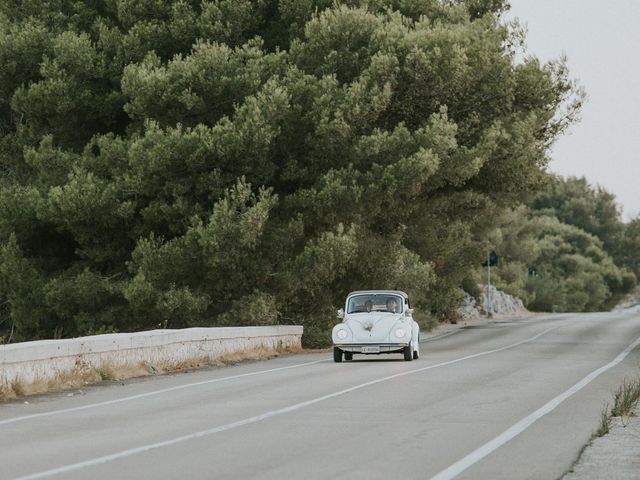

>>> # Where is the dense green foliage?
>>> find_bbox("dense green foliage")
[1,0,629,346]
[488,177,637,312]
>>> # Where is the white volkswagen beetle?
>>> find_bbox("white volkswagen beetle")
[332,290,420,362]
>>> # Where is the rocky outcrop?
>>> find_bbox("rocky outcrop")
[457,285,527,321]
[613,290,640,313]
[457,294,483,322]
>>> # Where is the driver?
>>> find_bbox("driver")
[386,297,398,313]
[364,300,373,312]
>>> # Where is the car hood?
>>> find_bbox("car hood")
[344,313,405,342]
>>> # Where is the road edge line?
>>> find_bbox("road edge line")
[429,334,640,480]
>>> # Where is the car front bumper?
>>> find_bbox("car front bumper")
[334,343,409,353]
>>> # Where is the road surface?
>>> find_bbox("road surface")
[1,311,639,480]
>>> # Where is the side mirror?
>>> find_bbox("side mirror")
[405,308,414,316]
[337,308,344,320]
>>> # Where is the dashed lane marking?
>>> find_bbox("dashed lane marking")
[10,325,563,480]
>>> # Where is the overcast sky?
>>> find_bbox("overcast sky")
[507,0,640,221]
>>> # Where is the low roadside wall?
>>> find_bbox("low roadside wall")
[0,326,303,396]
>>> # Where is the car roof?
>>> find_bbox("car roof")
[347,290,408,299]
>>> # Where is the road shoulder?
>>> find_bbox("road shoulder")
[563,407,640,480]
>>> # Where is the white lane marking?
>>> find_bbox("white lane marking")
[430,334,640,480]
[10,325,561,480]
[420,315,564,344]
[0,359,327,427]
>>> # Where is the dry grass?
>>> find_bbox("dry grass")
[611,377,640,419]
[590,376,640,439]
[156,344,298,372]
[10,378,26,397]
[594,404,610,437]
[0,343,301,401]
[0,364,103,401]
[1,382,17,400]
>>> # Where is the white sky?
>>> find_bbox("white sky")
[507,0,640,221]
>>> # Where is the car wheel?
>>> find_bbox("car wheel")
[403,344,413,361]
[333,346,343,363]
[344,352,353,361]
[413,335,420,359]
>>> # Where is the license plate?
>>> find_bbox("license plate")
[362,346,380,354]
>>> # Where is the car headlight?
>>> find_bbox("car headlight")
[394,328,406,338]
[337,329,348,340]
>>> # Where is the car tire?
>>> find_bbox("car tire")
[333,346,343,363]
[413,335,420,359]
[344,352,353,361]
[403,344,413,361]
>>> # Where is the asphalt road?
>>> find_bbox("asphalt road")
[1,311,640,480]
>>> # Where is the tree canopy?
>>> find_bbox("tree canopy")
[2,0,621,346]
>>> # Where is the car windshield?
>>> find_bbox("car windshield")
[347,294,403,314]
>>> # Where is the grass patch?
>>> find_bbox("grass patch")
[0,378,30,400]
[10,378,26,397]
[611,377,640,419]
[1,343,301,402]
[594,404,610,437]
[156,345,296,372]
[591,376,640,438]
[95,367,114,381]
[0,383,16,401]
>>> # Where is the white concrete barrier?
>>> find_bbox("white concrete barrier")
[0,326,303,392]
